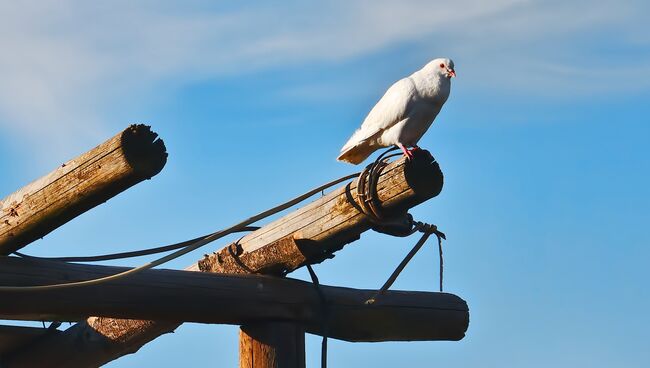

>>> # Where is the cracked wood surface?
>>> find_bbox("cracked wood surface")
[3,150,445,368]
[0,124,167,255]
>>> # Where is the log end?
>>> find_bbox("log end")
[121,124,168,179]
[322,291,469,342]
[403,149,444,201]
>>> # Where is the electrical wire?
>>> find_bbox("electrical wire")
[0,173,360,292]
[13,227,261,262]
[2,146,447,368]
[306,264,329,368]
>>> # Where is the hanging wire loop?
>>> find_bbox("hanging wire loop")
[352,147,448,305]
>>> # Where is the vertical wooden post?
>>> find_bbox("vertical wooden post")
[239,322,305,368]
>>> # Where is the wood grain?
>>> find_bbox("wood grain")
[199,150,443,275]
[4,150,448,367]
[0,124,167,255]
[0,256,468,343]
[240,323,305,368]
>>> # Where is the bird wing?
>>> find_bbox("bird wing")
[340,77,417,152]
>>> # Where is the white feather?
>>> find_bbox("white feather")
[338,58,454,164]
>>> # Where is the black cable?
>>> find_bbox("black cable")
[13,227,261,262]
[0,172,360,291]
[365,231,431,304]
[354,147,448,304]
[306,264,328,368]
[437,230,444,292]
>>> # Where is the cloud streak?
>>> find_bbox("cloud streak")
[0,0,648,152]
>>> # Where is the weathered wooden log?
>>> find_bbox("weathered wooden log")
[0,325,61,357]
[220,150,440,368]
[0,257,468,342]
[6,151,446,367]
[240,323,306,368]
[198,150,443,275]
[0,124,167,255]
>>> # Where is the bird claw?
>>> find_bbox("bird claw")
[399,145,420,161]
[398,145,414,160]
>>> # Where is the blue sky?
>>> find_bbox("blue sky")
[1,1,649,367]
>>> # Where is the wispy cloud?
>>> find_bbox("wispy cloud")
[0,0,647,153]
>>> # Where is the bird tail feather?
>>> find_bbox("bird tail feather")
[337,140,378,164]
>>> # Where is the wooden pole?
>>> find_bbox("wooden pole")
[0,256,468,342]
[6,150,445,367]
[214,150,441,368]
[240,323,305,368]
[0,325,61,357]
[199,150,444,275]
[0,124,167,255]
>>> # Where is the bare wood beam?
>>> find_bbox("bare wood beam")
[223,150,440,368]
[199,150,444,275]
[0,257,468,341]
[0,325,60,357]
[0,124,167,255]
[221,151,441,368]
[240,323,306,368]
[6,151,446,367]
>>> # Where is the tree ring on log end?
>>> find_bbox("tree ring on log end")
[403,149,443,202]
[120,124,168,179]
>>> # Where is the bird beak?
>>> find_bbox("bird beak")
[447,68,456,78]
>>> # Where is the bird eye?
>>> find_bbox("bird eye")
[439,63,445,68]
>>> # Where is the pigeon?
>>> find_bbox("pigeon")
[337,58,455,164]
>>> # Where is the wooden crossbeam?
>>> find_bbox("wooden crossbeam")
[198,150,443,275]
[0,325,60,356]
[4,151,447,367]
[0,124,167,255]
[0,256,468,342]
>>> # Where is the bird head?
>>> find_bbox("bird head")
[427,58,456,79]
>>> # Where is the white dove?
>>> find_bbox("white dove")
[337,58,455,164]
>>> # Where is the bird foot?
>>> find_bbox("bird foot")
[398,145,415,161]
